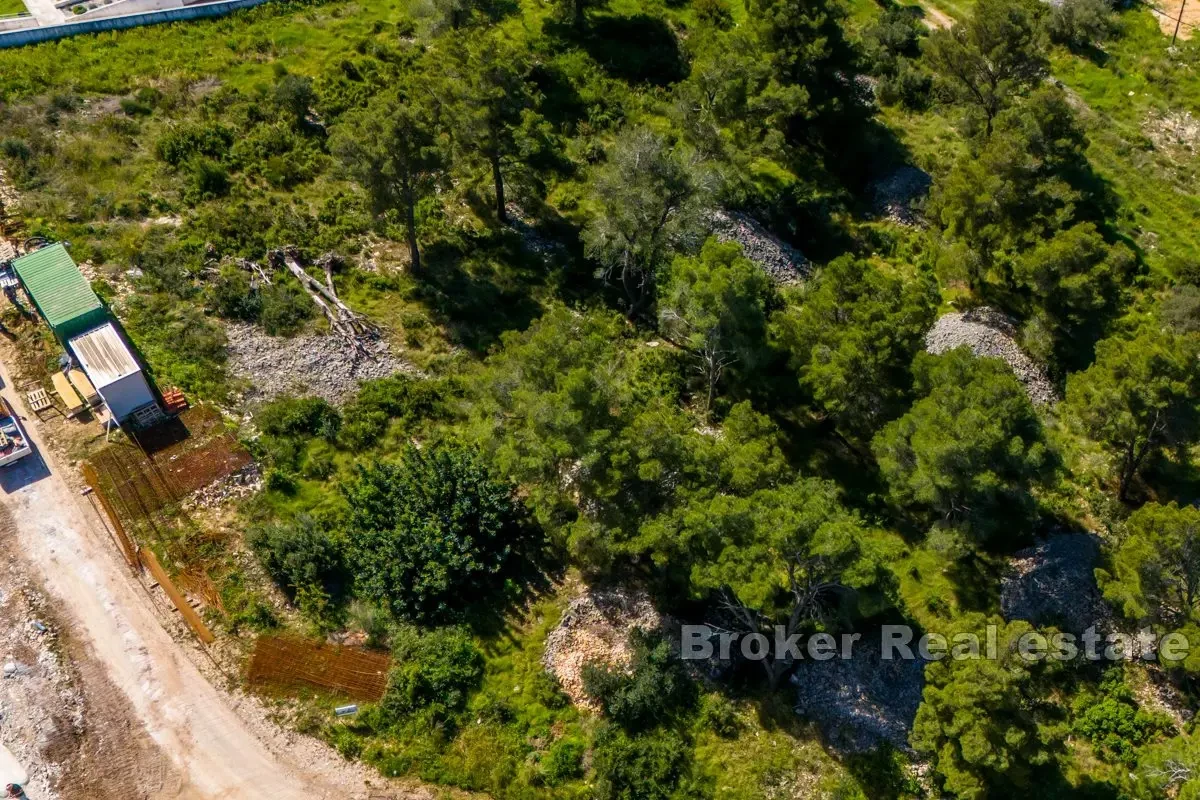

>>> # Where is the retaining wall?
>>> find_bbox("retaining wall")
[0,0,271,48]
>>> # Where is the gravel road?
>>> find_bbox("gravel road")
[0,356,405,799]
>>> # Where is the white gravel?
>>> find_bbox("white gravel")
[542,587,661,709]
[924,307,1059,406]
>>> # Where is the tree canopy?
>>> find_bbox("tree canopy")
[872,349,1052,542]
[1065,328,1200,500]
[343,444,532,622]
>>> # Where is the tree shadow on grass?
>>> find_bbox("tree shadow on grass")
[461,529,562,641]
[946,550,1006,615]
[545,15,687,87]
[414,234,547,354]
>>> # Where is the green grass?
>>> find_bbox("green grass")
[880,0,1200,283]
[0,0,26,17]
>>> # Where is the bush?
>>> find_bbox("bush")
[582,630,696,733]
[1045,0,1116,49]
[696,693,739,739]
[156,122,234,166]
[693,0,733,29]
[379,626,484,724]
[339,375,442,449]
[187,157,231,200]
[259,282,313,335]
[206,264,262,321]
[877,59,932,109]
[542,737,585,785]
[257,396,341,440]
[592,726,699,800]
[247,514,345,604]
[343,444,534,622]
[1072,671,1172,764]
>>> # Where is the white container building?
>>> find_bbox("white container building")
[69,323,159,424]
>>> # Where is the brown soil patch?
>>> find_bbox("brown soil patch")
[1153,0,1199,39]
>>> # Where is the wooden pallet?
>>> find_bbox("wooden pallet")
[26,388,52,415]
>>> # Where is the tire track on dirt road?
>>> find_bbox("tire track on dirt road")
[0,355,415,798]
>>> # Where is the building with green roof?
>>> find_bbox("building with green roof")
[11,244,107,342]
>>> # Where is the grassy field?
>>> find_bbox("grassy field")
[885,0,1200,282]
[0,0,25,16]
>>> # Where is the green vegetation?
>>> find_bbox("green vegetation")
[3,0,1200,796]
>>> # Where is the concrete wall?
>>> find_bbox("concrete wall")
[0,14,36,32]
[0,0,271,48]
[75,0,197,22]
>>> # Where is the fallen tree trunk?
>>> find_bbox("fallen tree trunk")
[268,247,381,359]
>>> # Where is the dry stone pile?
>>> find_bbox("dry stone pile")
[226,322,416,406]
[791,645,924,754]
[1001,533,1111,636]
[871,166,932,227]
[542,587,662,709]
[707,210,809,283]
[925,307,1059,405]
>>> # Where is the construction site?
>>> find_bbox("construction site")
[0,171,425,798]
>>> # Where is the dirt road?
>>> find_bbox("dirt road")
[0,359,395,798]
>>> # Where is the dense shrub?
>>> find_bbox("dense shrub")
[541,737,586,785]
[582,630,696,733]
[1045,0,1116,49]
[156,122,234,166]
[378,625,484,725]
[206,264,262,321]
[257,396,342,440]
[343,444,533,622]
[592,726,702,800]
[339,375,443,450]
[1072,671,1172,764]
[247,514,345,616]
[259,282,314,335]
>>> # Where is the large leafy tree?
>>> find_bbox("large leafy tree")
[1098,502,1200,627]
[439,33,547,224]
[687,478,880,689]
[331,88,443,274]
[582,128,711,315]
[922,0,1048,136]
[872,348,1052,542]
[931,88,1091,270]
[772,255,938,438]
[343,444,531,622]
[1064,328,1200,500]
[658,239,772,421]
[912,616,1065,799]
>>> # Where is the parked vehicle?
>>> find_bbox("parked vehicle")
[0,400,32,467]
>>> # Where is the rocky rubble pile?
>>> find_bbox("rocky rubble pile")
[925,307,1059,405]
[182,463,263,511]
[226,322,416,406]
[1001,533,1112,636]
[707,210,809,284]
[791,646,924,754]
[542,587,662,709]
[1145,110,1200,154]
[0,577,82,800]
[871,166,932,227]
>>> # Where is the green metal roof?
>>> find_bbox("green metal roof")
[11,244,102,329]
